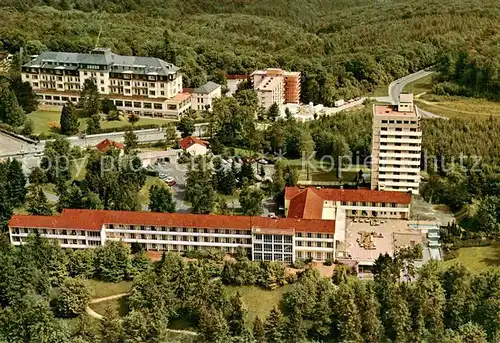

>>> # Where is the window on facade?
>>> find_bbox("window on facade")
[167,104,177,110]
[154,103,162,110]
[134,102,142,108]
[125,101,132,107]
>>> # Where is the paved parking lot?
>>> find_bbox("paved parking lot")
[148,159,275,214]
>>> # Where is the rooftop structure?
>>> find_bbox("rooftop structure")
[371,93,422,194]
[9,209,336,262]
[339,219,423,266]
[22,48,191,120]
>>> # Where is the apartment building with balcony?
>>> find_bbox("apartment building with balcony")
[21,48,191,120]
[250,68,301,109]
[8,209,336,262]
[371,94,422,194]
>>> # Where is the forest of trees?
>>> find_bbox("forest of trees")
[434,47,500,100]
[1,0,500,104]
[0,233,498,343]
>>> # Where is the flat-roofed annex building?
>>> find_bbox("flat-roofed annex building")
[371,94,422,194]
[21,48,191,120]
[8,209,336,262]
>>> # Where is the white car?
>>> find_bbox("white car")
[258,159,268,164]
[165,177,176,186]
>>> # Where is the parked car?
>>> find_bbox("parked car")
[258,159,268,164]
[165,177,176,186]
[268,213,277,219]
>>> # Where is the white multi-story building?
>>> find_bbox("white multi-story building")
[8,209,336,262]
[191,81,221,111]
[21,48,192,120]
[371,94,422,194]
[251,68,301,109]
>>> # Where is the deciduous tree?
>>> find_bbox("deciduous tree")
[54,277,92,317]
[149,184,176,213]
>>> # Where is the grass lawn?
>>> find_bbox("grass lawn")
[28,110,169,135]
[416,97,500,119]
[90,297,130,317]
[442,243,500,273]
[365,83,389,97]
[287,159,367,182]
[403,73,435,95]
[225,285,290,325]
[88,279,133,299]
[401,72,500,118]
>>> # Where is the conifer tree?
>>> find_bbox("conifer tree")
[253,316,266,343]
[60,101,79,135]
[197,305,230,343]
[227,292,249,337]
[264,307,286,343]
[7,159,27,207]
[26,186,52,216]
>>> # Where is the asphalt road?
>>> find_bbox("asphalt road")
[373,69,446,119]
[388,69,434,104]
[374,69,434,104]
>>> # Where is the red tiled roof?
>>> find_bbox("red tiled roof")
[179,136,208,150]
[9,209,334,234]
[285,187,411,204]
[8,209,107,231]
[96,139,124,152]
[286,188,324,220]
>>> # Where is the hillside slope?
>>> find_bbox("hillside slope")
[0,0,499,104]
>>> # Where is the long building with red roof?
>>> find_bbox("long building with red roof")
[285,187,411,221]
[9,209,336,262]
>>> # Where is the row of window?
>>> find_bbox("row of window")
[295,241,333,248]
[296,251,333,260]
[12,236,101,246]
[350,210,406,217]
[380,127,419,132]
[11,228,101,237]
[254,243,293,253]
[253,253,293,262]
[253,234,293,243]
[107,225,252,235]
[381,119,417,125]
[107,232,251,244]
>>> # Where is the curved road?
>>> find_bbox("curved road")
[374,69,445,119]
